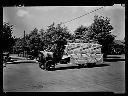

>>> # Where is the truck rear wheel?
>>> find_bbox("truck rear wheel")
[44,60,53,70]
[39,62,45,69]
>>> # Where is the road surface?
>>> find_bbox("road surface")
[3,55,125,93]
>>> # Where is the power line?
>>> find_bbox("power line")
[61,6,105,24]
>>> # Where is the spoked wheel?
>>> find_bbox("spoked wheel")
[44,60,53,71]
[39,62,45,69]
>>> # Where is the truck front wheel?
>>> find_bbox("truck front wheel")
[39,62,45,69]
[44,60,53,71]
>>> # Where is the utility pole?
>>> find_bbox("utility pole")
[23,30,25,57]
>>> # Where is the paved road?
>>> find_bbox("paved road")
[3,55,125,93]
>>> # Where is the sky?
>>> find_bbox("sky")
[3,5,125,40]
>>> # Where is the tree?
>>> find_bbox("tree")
[39,28,45,38]
[74,25,88,40]
[28,28,42,58]
[87,15,116,56]
[14,28,42,57]
[41,23,73,51]
[29,28,40,49]
[13,23,74,58]
[2,22,15,52]
[13,38,24,55]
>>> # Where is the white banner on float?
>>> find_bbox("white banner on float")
[64,43,103,64]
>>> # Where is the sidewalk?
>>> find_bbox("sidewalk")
[107,54,125,59]
[10,54,27,60]
[6,54,38,64]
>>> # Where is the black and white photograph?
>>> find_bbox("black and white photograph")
[3,5,125,93]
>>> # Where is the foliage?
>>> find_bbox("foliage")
[73,15,116,55]
[88,15,116,55]
[13,22,73,58]
[2,22,15,52]
[89,15,115,44]
[40,22,73,51]
[23,28,43,57]
[28,28,41,50]
[13,38,23,53]
[74,25,88,40]
[111,40,125,54]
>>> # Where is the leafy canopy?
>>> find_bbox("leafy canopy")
[2,22,15,52]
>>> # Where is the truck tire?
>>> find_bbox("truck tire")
[39,62,45,69]
[44,60,53,71]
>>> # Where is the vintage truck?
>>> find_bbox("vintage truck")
[38,41,103,70]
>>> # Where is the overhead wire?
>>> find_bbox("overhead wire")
[61,6,105,25]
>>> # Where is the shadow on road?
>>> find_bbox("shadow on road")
[6,61,38,64]
[103,58,125,62]
[87,63,110,68]
[48,63,110,71]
